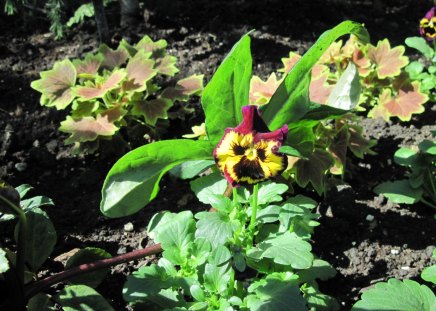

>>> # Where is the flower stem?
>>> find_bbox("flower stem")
[249,183,259,233]
[24,243,162,300]
[0,194,27,286]
[232,187,238,205]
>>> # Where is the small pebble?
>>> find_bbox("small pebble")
[390,249,400,255]
[365,214,375,222]
[117,246,127,255]
[15,162,27,172]
[124,222,134,232]
[352,241,356,246]
[401,266,410,270]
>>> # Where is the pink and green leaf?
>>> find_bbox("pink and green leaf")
[155,55,179,76]
[278,52,301,74]
[99,44,129,70]
[60,115,118,144]
[161,74,204,101]
[347,124,376,158]
[328,127,349,175]
[101,104,127,123]
[309,69,334,104]
[124,50,157,92]
[71,100,100,118]
[131,98,172,126]
[135,35,167,58]
[74,69,127,100]
[31,59,77,109]
[72,54,103,77]
[249,73,282,105]
[367,39,408,79]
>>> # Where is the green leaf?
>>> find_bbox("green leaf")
[422,265,436,285]
[27,293,55,311]
[190,171,228,204]
[201,34,252,143]
[190,285,205,302]
[255,231,313,269]
[15,207,56,271]
[206,195,233,213]
[0,248,9,273]
[262,21,369,129]
[153,211,195,265]
[374,180,423,204]
[405,37,434,59]
[55,285,115,311]
[169,160,215,179]
[31,59,77,109]
[303,283,339,311]
[352,279,436,311]
[326,62,360,110]
[294,148,334,195]
[191,238,211,266]
[246,275,307,311]
[123,264,174,302]
[279,196,319,237]
[100,139,214,218]
[257,182,288,205]
[256,205,281,224]
[406,61,424,79]
[284,125,315,158]
[419,140,436,155]
[195,211,234,248]
[394,147,418,166]
[279,145,303,158]
[204,262,231,294]
[65,247,112,288]
[15,184,33,199]
[21,196,54,211]
[209,245,231,266]
[297,258,336,283]
[60,115,118,144]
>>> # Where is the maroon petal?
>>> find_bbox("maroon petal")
[253,124,288,145]
[235,105,269,134]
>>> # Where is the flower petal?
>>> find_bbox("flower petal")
[235,106,269,134]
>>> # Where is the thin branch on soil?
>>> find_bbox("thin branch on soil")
[24,243,163,300]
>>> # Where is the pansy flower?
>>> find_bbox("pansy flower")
[214,105,288,187]
[419,7,436,41]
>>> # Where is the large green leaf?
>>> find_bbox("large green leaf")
[201,34,252,143]
[262,21,369,130]
[101,140,214,217]
[352,279,436,311]
[374,180,423,204]
[405,37,434,59]
[15,207,57,271]
[55,285,115,311]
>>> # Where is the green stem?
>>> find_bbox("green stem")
[421,197,436,210]
[249,183,259,233]
[0,195,27,286]
[232,187,238,206]
[228,268,235,296]
[428,169,436,198]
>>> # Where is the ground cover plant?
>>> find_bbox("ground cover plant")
[30,34,203,153]
[1,1,436,310]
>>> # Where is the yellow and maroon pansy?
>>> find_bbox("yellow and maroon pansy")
[214,105,288,187]
[420,7,436,41]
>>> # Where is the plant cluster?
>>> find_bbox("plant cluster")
[31,35,203,153]
[374,136,436,210]
[250,36,429,122]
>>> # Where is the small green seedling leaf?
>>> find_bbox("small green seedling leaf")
[352,279,436,311]
[374,180,423,204]
[419,140,436,155]
[394,147,418,166]
[190,171,228,205]
[65,247,112,288]
[31,59,77,109]
[297,258,336,283]
[15,184,33,199]
[0,248,9,273]
[56,284,115,311]
[405,37,434,59]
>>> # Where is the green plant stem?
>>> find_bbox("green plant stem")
[421,197,436,210]
[249,183,259,233]
[0,195,27,286]
[428,169,436,198]
[228,268,235,296]
[24,243,163,300]
[232,187,238,205]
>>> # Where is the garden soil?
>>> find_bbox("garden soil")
[0,0,435,309]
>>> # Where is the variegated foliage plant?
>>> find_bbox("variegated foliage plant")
[31,35,204,153]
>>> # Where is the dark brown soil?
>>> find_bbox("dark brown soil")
[0,0,435,310]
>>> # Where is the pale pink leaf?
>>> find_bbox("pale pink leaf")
[72,54,102,76]
[367,39,409,79]
[319,40,343,64]
[368,88,392,121]
[156,55,179,76]
[74,70,126,100]
[309,70,334,104]
[99,44,129,70]
[249,73,282,105]
[135,35,167,58]
[161,74,204,101]
[60,115,118,144]
[124,50,157,92]
[131,98,172,126]
[30,59,77,109]
[278,52,301,74]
